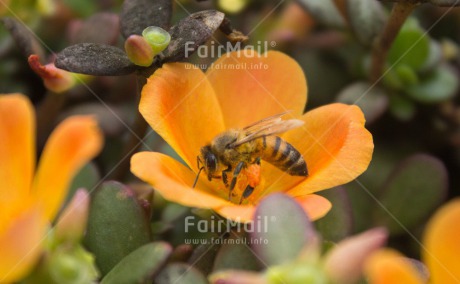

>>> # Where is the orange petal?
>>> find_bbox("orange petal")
[294,194,331,220]
[140,63,225,168]
[0,94,35,204]
[206,50,307,128]
[365,249,425,284]
[32,116,103,220]
[215,204,256,223]
[423,198,460,284]
[263,103,373,195]
[131,152,230,209]
[215,194,330,222]
[0,207,47,283]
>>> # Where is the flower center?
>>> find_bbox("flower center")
[215,164,266,205]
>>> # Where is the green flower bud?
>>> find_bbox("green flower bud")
[218,0,249,13]
[48,246,99,284]
[142,26,171,55]
[267,263,328,284]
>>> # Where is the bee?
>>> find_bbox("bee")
[193,111,308,204]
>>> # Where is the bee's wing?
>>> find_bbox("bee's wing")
[242,111,292,134]
[230,118,304,148]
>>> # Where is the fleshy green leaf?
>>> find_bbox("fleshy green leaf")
[296,0,346,28]
[67,162,100,205]
[347,0,386,45]
[155,263,207,284]
[55,43,137,76]
[373,154,448,235]
[315,187,353,242]
[406,65,459,103]
[187,242,222,276]
[61,0,96,17]
[213,234,261,272]
[387,21,430,70]
[251,193,316,266]
[85,181,152,275]
[101,242,172,284]
[120,0,172,38]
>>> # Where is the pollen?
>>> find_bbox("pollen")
[227,164,264,205]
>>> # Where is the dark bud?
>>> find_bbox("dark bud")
[55,43,137,76]
[120,0,172,39]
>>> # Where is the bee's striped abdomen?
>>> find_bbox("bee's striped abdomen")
[258,136,308,176]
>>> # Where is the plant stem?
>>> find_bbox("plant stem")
[37,91,67,148]
[111,75,148,180]
[370,2,417,84]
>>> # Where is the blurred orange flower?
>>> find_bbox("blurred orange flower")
[131,50,373,222]
[0,94,102,282]
[365,198,460,284]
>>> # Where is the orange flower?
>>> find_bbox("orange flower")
[0,94,103,282]
[365,198,460,284]
[130,50,373,222]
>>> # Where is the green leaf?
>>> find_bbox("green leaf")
[336,82,389,124]
[373,154,448,235]
[315,187,353,242]
[85,181,152,275]
[419,40,442,72]
[67,162,100,205]
[296,0,345,28]
[155,263,207,284]
[61,0,97,17]
[387,22,430,70]
[395,64,419,86]
[345,148,406,232]
[347,0,386,45]
[213,234,261,272]
[406,65,459,103]
[187,242,221,276]
[251,193,316,266]
[101,242,172,284]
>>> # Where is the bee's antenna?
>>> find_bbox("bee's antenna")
[193,167,204,188]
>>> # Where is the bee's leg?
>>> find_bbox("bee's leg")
[228,161,245,200]
[239,185,255,204]
[222,165,232,187]
[254,157,261,165]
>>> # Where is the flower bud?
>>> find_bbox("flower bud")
[218,0,249,14]
[124,35,155,67]
[324,227,388,284]
[28,54,76,93]
[266,263,328,284]
[55,189,90,244]
[36,0,56,16]
[48,245,98,284]
[141,26,171,55]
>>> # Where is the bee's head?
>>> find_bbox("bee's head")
[199,145,218,181]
